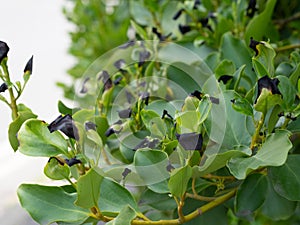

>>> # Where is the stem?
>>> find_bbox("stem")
[186,192,216,202]
[276,44,300,52]
[1,60,18,119]
[130,189,237,225]
[177,194,186,223]
[250,113,265,150]
[274,12,300,28]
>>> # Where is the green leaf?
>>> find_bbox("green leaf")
[220,33,254,88]
[252,41,276,77]
[17,184,90,225]
[8,110,37,151]
[231,94,253,116]
[277,75,297,110]
[261,176,297,220]
[176,111,200,133]
[227,130,292,179]
[130,20,148,40]
[235,174,268,218]
[254,88,282,114]
[168,165,192,197]
[44,158,70,180]
[215,59,236,79]
[245,0,277,45]
[140,189,177,211]
[106,205,136,225]
[75,167,104,208]
[129,1,153,26]
[267,104,282,133]
[269,155,300,201]
[134,149,169,193]
[58,100,80,115]
[197,97,212,124]
[193,150,250,178]
[18,119,69,157]
[99,178,139,215]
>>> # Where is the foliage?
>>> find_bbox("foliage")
[1,0,300,224]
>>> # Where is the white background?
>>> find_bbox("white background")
[0,0,74,223]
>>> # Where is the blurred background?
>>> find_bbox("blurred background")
[0,0,73,224]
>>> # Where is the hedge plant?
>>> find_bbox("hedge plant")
[1,0,300,224]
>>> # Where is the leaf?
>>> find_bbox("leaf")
[133,149,169,193]
[8,109,37,151]
[261,176,297,220]
[193,150,250,178]
[58,100,80,115]
[17,184,90,225]
[44,158,70,180]
[235,174,268,218]
[227,130,292,179]
[269,155,300,201]
[129,1,153,26]
[140,189,177,211]
[197,97,212,124]
[220,33,254,88]
[277,75,297,110]
[18,119,69,157]
[106,205,136,225]
[245,0,277,45]
[252,41,276,77]
[254,88,282,114]
[176,111,200,133]
[215,59,236,79]
[99,178,139,215]
[75,167,104,208]
[168,165,192,197]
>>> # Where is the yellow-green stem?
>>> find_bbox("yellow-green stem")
[250,113,265,150]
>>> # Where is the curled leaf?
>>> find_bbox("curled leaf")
[47,114,79,140]
[249,37,262,56]
[255,75,281,103]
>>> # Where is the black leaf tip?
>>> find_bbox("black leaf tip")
[118,108,132,119]
[0,82,8,93]
[24,55,33,74]
[249,37,261,56]
[0,41,9,64]
[176,132,203,150]
[65,157,82,167]
[178,24,192,34]
[255,75,281,103]
[122,168,131,179]
[85,121,97,131]
[173,8,184,20]
[246,0,257,18]
[218,75,233,84]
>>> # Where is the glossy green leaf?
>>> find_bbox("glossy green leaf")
[99,178,139,215]
[176,111,200,133]
[235,174,268,218]
[193,150,250,178]
[220,33,254,87]
[254,88,282,114]
[8,109,37,151]
[231,94,253,116]
[197,97,212,124]
[261,176,297,220]
[228,130,292,179]
[44,158,70,180]
[168,165,192,197]
[269,155,300,201]
[277,75,297,110]
[134,149,169,193]
[17,184,90,225]
[58,100,80,115]
[140,189,177,211]
[267,104,282,133]
[106,205,136,225]
[18,119,69,157]
[75,167,104,208]
[245,0,277,44]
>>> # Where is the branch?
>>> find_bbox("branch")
[276,44,300,52]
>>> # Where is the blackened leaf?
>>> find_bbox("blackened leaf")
[24,55,33,74]
[152,27,171,41]
[105,127,115,137]
[173,9,184,20]
[140,92,150,105]
[189,90,202,100]
[256,75,281,103]
[247,0,257,17]
[199,17,213,32]
[119,40,135,49]
[209,96,220,104]
[162,109,173,120]
[218,75,233,84]
[84,121,97,131]
[178,24,192,34]
[0,41,9,63]
[113,76,123,85]
[249,37,261,56]
[114,59,126,70]
[193,0,201,9]
[122,168,131,179]
[65,157,82,167]
[176,132,203,150]
[80,77,89,94]
[133,137,159,151]
[118,108,132,118]
[47,114,79,140]
[0,82,8,93]
[138,50,151,67]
